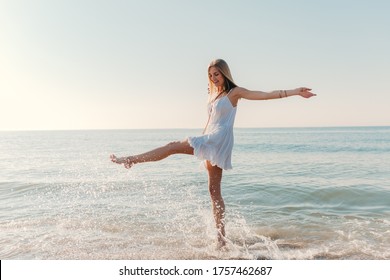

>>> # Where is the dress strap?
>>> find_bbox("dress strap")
[227,88,234,96]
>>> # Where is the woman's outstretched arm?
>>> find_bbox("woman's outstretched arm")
[230,87,316,104]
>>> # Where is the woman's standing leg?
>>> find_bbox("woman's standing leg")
[206,161,226,247]
[111,140,194,168]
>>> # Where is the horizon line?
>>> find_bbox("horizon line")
[1,125,389,133]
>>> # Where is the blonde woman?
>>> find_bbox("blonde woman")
[111,59,316,247]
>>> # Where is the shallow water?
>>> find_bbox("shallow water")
[1,127,389,259]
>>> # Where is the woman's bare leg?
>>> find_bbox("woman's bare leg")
[111,140,194,168]
[206,161,226,248]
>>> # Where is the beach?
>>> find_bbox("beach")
[1,127,389,259]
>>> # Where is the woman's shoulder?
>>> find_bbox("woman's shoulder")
[230,87,247,98]
[228,87,247,106]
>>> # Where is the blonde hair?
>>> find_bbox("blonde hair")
[208,59,238,95]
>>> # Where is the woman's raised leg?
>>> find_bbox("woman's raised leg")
[206,161,226,248]
[111,140,194,168]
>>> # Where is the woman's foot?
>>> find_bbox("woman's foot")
[217,231,227,250]
[110,154,134,169]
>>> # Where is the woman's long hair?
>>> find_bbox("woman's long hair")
[208,59,238,97]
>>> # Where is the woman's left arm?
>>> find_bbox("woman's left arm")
[232,87,316,101]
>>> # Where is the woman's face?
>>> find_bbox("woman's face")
[208,66,225,89]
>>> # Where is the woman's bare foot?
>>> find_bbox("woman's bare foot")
[110,154,134,169]
[217,231,227,250]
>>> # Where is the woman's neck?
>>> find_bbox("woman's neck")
[217,87,226,95]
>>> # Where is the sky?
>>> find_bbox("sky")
[1,0,389,130]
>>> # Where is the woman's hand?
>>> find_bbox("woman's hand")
[294,87,316,98]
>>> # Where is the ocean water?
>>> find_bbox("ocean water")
[1,127,389,260]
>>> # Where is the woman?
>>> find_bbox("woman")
[111,58,316,247]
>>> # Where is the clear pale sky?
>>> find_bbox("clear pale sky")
[1,0,389,130]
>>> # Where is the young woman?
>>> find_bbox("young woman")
[111,58,316,247]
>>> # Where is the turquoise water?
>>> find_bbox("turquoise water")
[1,127,389,259]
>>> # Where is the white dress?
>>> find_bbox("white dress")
[188,91,237,170]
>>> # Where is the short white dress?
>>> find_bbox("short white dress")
[188,91,237,170]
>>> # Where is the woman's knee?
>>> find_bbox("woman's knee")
[166,141,180,153]
[165,140,193,155]
[209,183,222,196]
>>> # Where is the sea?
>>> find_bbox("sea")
[1,127,389,260]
